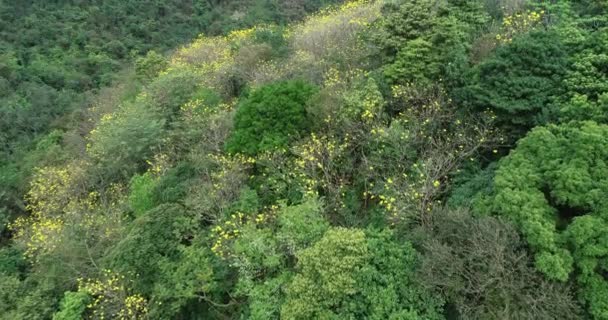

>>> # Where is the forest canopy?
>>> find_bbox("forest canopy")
[1,0,608,319]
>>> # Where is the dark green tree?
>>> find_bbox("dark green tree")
[455,31,569,138]
[226,80,317,155]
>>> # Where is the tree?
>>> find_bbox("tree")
[281,227,443,319]
[363,84,500,224]
[560,26,608,123]
[209,198,328,319]
[565,214,608,320]
[374,0,487,86]
[476,121,608,317]
[384,38,441,86]
[105,204,197,294]
[416,209,581,319]
[103,203,222,318]
[226,80,317,155]
[135,50,168,83]
[454,30,568,139]
[86,101,165,179]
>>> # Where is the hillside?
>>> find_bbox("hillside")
[0,0,341,232]
[2,0,608,319]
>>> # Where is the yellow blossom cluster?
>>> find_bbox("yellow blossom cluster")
[166,25,281,95]
[9,216,63,260]
[145,153,171,177]
[63,191,100,229]
[208,154,256,193]
[364,85,501,224]
[152,0,380,99]
[10,163,126,261]
[9,166,74,259]
[390,84,500,150]
[360,90,383,123]
[287,0,380,59]
[366,162,441,225]
[338,77,385,127]
[24,166,73,216]
[211,204,279,258]
[211,212,246,257]
[168,34,232,74]
[323,67,365,90]
[118,295,148,320]
[78,270,148,320]
[292,133,350,198]
[87,110,119,153]
[496,10,544,43]
[178,97,236,155]
[226,26,259,46]
[77,183,126,239]
[181,98,226,117]
[271,0,380,81]
[100,112,114,123]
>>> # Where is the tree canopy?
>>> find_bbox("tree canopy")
[2,0,608,319]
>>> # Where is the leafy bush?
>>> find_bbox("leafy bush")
[384,38,441,86]
[560,93,608,123]
[561,27,608,120]
[226,80,317,155]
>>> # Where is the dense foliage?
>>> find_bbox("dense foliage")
[226,80,317,155]
[477,121,608,317]
[2,0,608,319]
[0,0,342,236]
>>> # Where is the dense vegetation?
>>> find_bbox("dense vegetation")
[0,0,340,233]
[1,0,608,319]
